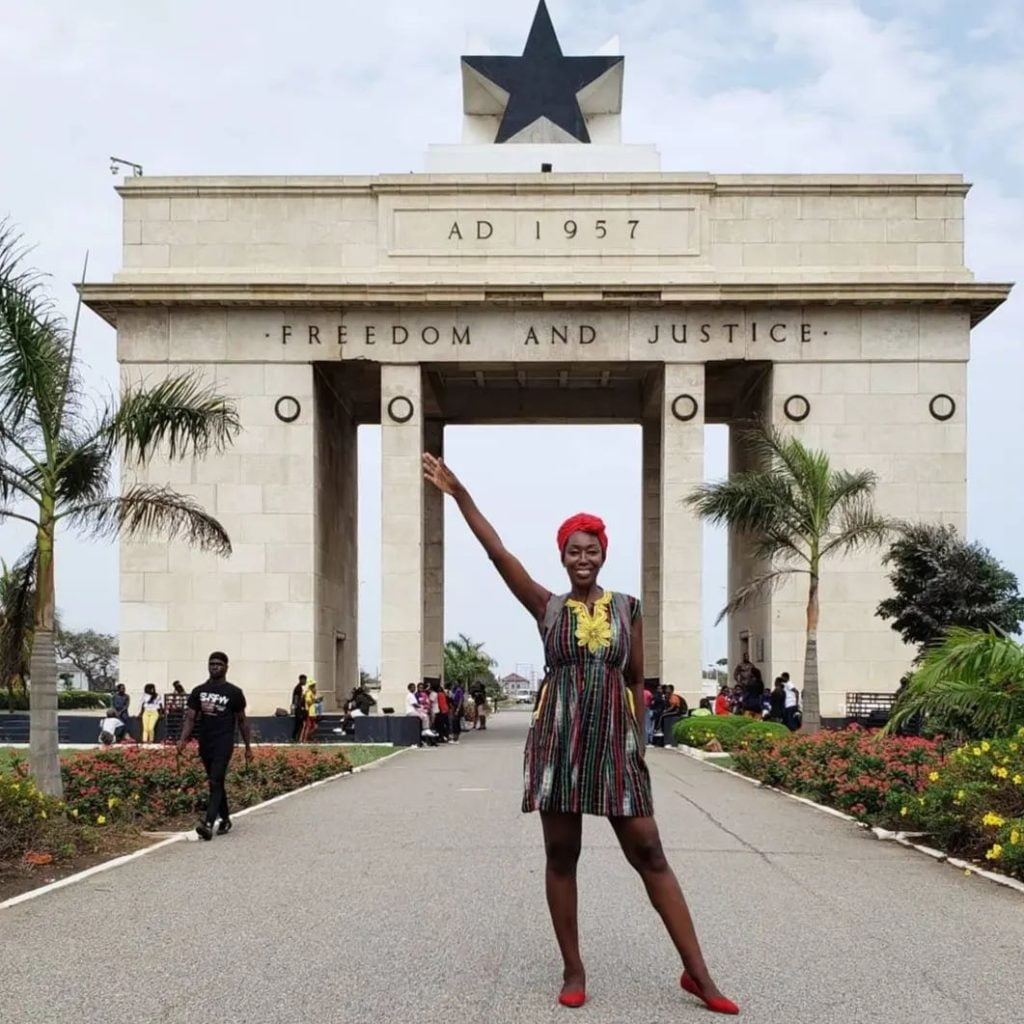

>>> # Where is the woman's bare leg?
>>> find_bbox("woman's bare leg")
[609,815,727,1001]
[540,812,586,995]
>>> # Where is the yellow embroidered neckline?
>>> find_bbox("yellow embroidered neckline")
[566,591,613,654]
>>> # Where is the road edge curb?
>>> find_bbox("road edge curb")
[663,744,1024,898]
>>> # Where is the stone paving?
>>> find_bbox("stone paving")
[4,713,1023,1023]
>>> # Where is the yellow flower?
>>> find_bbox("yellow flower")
[567,592,613,654]
[96,815,106,825]
[972,747,982,757]
[39,810,47,819]
[996,767,1009,779]
[981,741,991,753]
[1009,742,1019,753]
[107,796,119,809]
[1011,830,1021,846]
[928,771,940,782]
[982,812,1005,828]
[900,806,909,817]
[985,844,1004,861]
[957,790,966,801]
[71,808,78,818]
[1014,776,1024,786]
[1017,726,1024,738]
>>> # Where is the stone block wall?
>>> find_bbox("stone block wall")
[768,309,969,717]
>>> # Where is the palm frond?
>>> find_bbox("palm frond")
[105,372,240,463]
[820,499,894,559]
[65,485,232,556]
[886,627,1024,738]
[685,472,799,538]
[55,436,112,507]
[715,568,806,624]
[826,468,880,515]
[0,222,75,438]
[0,548,37,685]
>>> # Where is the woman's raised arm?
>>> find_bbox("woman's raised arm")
[423,453,550,621]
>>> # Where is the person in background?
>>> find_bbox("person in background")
[469,681,487,730]
[713,685,730,717]
[643,684,655,744]
[353,685,377,717]
[172,680,185,696]
[666,685,688,718]
[291,674,307,742]
[433,681,451,743]
[301,680,319,742]
[450,681,465,743]
[742,666,765,720]
[98,709,127,745]
[692,698,714,718]
[177,651,253,841]
[769,677,786,722]
[782,673,801,731]
[139,683,163,743]
[112,683,130,727]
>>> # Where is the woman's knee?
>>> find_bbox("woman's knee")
[545,837,582,876]
[624,834,669,874]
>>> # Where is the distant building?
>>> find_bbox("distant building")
[502,672,535,701]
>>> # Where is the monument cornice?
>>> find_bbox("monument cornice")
[114,174,971,199]
[81,279,1010,327]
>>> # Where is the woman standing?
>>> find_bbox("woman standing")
[423,454,737,1015]
[139,684,163,744]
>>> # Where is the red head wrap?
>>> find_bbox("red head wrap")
[557,514,608,556]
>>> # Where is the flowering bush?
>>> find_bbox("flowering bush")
[731,726,942,820]
[895,729,1024,878]
[0,771,91,865]
[53,745,354,828]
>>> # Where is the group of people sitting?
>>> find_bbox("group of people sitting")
[405,679,490,746]
[712,653,802,731]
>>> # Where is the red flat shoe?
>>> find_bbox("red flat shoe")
[558,990,586,1009]
[681,972,739,1015]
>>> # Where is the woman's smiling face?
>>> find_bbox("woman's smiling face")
[562,531,605,587]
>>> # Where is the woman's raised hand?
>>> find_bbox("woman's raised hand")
[423,453,461,496]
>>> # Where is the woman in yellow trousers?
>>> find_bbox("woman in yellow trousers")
[140,683,163,743]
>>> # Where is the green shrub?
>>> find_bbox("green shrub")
[0,772,82,863]
[733,720,791,748]
[674,715,748,750]
[3,689,109,711]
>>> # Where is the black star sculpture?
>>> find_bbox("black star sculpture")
[462,1,623,144]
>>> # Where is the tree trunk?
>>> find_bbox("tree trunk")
[801,575,822,734]
[29,517,62,797]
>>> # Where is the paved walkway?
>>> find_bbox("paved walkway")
[5,714,1023,1023]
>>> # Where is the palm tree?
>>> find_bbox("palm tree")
[0,223,240,795]
[685,424,892,732]
[886,627,1024,740]
[443,634,497,690]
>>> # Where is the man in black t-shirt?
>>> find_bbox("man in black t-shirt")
[177,651,253,841]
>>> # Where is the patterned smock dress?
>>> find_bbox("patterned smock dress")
[522,590,654,817]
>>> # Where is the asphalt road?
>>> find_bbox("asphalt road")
[5,715,1023,1024]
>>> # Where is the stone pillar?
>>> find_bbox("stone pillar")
[660,364,705,707]
[380,364,424,714]
[314,371,358,711]
[641,373,663,682]
[422,419,445,681]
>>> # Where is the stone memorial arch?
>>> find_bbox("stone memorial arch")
[84,3,1009,719]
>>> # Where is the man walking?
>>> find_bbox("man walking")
[177,651,252,841]
[291,673,307,742]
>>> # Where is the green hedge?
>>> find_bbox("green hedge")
[674,715,790,751]
[3,690,110,711]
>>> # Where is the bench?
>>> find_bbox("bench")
[845,692,896,728]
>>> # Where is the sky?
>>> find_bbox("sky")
[1,0,1022,684]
